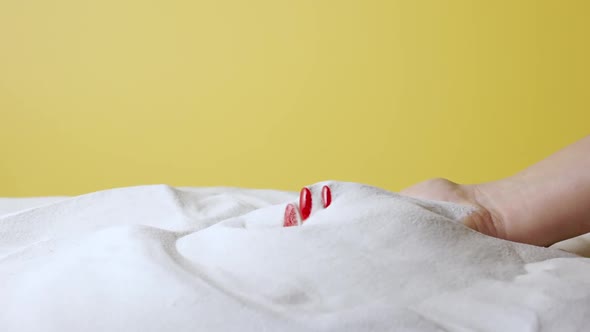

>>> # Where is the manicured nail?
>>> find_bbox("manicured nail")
[299,187,312,221]
[322,185,332,208]
[283,204,299,227]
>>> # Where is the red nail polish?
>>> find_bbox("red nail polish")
[322,185,332,208]
[299,187,312,221]
[284,204,298,227]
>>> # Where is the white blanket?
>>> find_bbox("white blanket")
[1,182,589,331]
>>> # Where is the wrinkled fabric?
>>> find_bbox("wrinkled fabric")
[1,182,589,331]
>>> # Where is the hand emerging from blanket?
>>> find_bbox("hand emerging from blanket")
[401,135,590,247]
[284,186,333,227]
[401,178,504,242]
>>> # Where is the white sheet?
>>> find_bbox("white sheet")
[0,197,68,216]
[1,182,589,331]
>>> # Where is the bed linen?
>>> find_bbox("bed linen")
[1,182,589,331]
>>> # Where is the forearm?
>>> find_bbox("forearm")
[477,135,590,246]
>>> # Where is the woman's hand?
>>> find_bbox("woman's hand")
[401,178,505,242]
[401,135,590,247]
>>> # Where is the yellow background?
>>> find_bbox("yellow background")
[1,0,588,196]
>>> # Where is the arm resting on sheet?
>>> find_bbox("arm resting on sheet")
[402,135,590,247]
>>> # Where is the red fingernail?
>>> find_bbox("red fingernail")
[322,185,332,208]
[299,187,312,221]
[283,204,298,227]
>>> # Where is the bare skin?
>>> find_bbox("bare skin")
[401,135,590,247]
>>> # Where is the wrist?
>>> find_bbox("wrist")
[464,180,515,241]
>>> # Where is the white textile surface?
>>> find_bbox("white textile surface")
[1,182,589,332]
